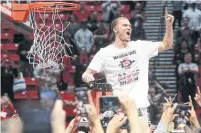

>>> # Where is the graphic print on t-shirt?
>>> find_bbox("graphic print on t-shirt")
[113,50,140,86]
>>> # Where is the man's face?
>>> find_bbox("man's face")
[184,54,192,63]
[115,18,132,42]
[181,40,187,49]
[149,87,156,97]
[183,18,189,27]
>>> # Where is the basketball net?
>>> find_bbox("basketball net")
[27,5,73,70]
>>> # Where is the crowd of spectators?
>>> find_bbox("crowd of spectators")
[1,89,201,133]
[173,1,201,104]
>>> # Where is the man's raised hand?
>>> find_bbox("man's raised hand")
[165,7,174,27]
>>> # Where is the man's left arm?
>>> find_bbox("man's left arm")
[159,7,174,52]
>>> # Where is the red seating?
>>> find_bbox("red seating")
[87,5,95,12]
[8,54,19,62]
[1,32,14,40]
[63,56,72,69]
[27,90,38,99]
[59,91,76,116]
[1,43,19,53]
[0,54,8,61]
[123,13,131,20]
[59,13,69,21]
[14,90,38,99]
[95,5,102,12]
[120,5,130,13]
[25,77,40,86]
[14,91,28,99]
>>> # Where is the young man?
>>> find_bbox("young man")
[82,7,174,130]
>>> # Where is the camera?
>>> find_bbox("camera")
[174,104,191,116]
[99,96,120,112]
[100,110,115,128]
[74,87,89,117]
[100,110,130,130]
[99,96,130,130]
[75,117,90,133]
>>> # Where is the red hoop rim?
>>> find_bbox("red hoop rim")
[11,2,80,22]
[29,2,80,12]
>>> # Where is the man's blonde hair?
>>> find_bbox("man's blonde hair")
[111,17,128,32]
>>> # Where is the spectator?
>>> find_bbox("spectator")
[73,2,90,23]
[130,2,146,23]
[172,1,183,29]
[67,14,80,37]
[74,48,89,87]
[17,34,33,77]
[102,0,121,23]
[87,11,98,32]
[89,45,98,56]
[148,82,167,125]
[175,28,193,50]
[173,39,192,66]
[183,3,201,42]
[1,59,18,102]
[194,37,201,65]
[131,14,146,41]
[1,95,17,120]
[74,21,94,53]
[57,71,68,91]
[178,52,198,103]
[64,14,80,55]
[175,17,190,39]
[94,20,109,51]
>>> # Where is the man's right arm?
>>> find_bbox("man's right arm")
[82,49,104,83]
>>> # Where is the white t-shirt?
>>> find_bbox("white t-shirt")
[88,40,160,108]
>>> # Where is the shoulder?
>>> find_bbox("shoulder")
[99,44,113,52]
[179,63,185,66]
[191,63,198,67]
[75,29,82,34]
[87,29,93,34]
[129,40,156,46]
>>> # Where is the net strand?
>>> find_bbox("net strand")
[27,5,74,70]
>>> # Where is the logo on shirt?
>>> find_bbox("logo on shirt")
[119,57,135,69]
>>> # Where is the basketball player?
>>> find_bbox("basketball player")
[82,7,174,131]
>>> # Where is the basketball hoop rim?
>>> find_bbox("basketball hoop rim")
[11,2,80,22]
[28,2,80,11]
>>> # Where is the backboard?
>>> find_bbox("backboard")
[1,0,33,36]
